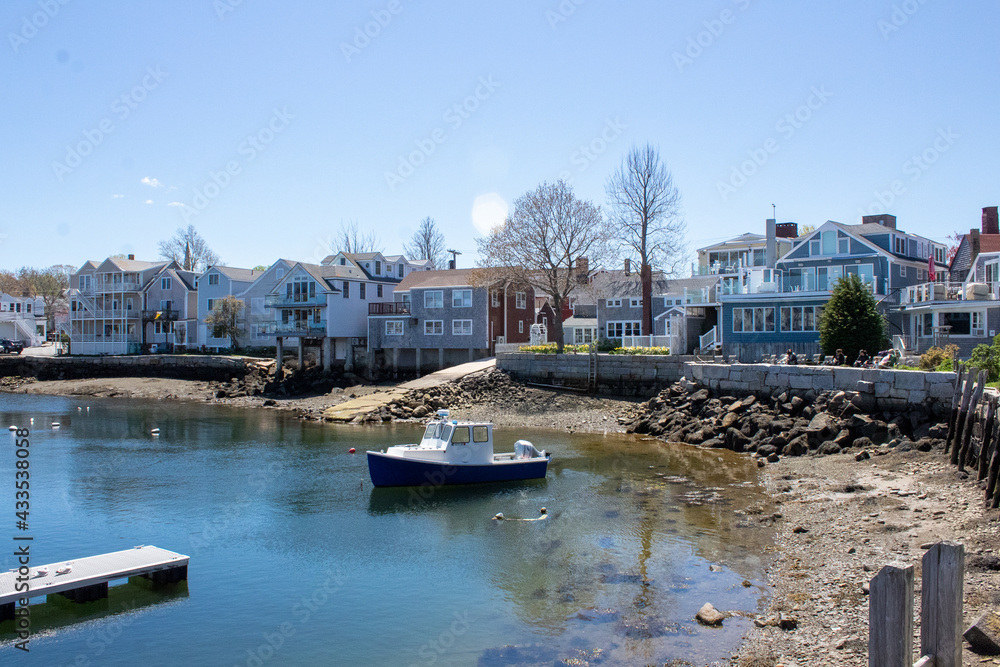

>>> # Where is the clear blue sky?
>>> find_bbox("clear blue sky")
[2,0,997,272]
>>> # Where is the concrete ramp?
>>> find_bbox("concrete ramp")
[323,358,496,422]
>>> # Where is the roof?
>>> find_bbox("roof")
[980,236,1000,253]
[589,271,719,298]
[174,270,199,291]
[395,269,478,290]
[208,266,264,283]
[100,257,168,272]
[342,252,382,261]
[563,316,597,327]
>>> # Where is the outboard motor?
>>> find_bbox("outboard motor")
[514,440,543,459]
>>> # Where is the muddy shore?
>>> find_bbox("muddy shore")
[4,373,998,666]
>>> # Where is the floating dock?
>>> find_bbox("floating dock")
[0,545,189,621]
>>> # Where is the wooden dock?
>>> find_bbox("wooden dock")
[0,545,188,621]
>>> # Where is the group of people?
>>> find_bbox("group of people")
[777,347,900,368]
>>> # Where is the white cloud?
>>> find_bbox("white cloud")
[111,194,125,199]
[167,202,184,207]
[141,177,163,188]
[144,200,154,204]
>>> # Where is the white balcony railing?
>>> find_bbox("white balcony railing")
[901,281,1000,305]
[621,335,672,349]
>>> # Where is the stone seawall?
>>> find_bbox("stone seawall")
[498,353,708,396]
[683,362,957,410]
[497,353,957,407]
[0,355,258,382]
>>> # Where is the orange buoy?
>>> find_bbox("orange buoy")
[348,448,356,454]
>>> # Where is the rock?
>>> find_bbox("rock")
[725,427,751,452]
[964,610,1000,655]
[411,405,429,418]
[689,389,710,404]
[767,452,780,463]
[756,458,765,467]
[262,399,276,406]
[862,582,870,595]
[778,613,798,630]
[721,412,740,429]
[782,434,809,457]
[854,437,874,451]
[755,444,778,458]
[818,441,842,456]
[792,526,808,534]
[696,602,724,626]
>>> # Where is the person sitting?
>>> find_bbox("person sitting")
[785,348,798,365]
[834,349,846,366]
[854,349,870,367]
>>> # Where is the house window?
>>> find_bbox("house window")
[894,236,906,254]
[79,275,92,291]
[288,278,316,302]
[208,274,219,286]
[900,265,907,278]
[452,319,472,336]
[809,239,820,256]
[973,312,985,336]
[606,321,641,338]
[453,289,472,308]
[822,231,837,255]
[518,320,524,334]
[845,264,876,291]
[377,284,383,298]
[360,283,367,300]
[732,307,776,333]
[386,320,404,336]
[941,312,971,336]
[425,291,443,308]
[780,306,818,332]
[398,264,404,277]
[838,237,849,254]
[574,327,595,344]
[629,298,641,308]
[161,277,171,290]
[207,299,216,311]
[160,300,172,311]
[375,261,381,275]
[607,299,622,308]
[425,320,443,335]
[343,282,350,298]
[491,290,500,307]
[515,292,526,309]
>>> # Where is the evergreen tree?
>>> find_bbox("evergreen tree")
[819,273,887,361]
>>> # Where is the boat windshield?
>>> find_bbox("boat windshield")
[421,421,453,444]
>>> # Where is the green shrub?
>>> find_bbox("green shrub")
[608,346,671,355]
[965,336,1000,382]
[518,343,591,354]
[920,344,958,371]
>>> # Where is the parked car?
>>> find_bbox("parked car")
[0,339,24,354]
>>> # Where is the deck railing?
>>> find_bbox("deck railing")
[368,302,410,315]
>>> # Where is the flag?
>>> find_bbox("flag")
[928,255,936,282]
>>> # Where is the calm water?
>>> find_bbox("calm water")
[0,394,774,666]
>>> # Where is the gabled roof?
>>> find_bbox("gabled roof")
[96,257,168,273]
[395,269,477,290]
[343,252,383,262]
[270,262,351,294]
[202,265,264,283]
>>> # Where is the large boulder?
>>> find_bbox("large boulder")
[782,434,809,457]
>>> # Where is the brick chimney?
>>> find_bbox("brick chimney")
[862,214,897,229]
[575,256,589,283]
[127,254,135,260]
[775,222,798,238]
[983,206,999,235]
[971,228,981,259]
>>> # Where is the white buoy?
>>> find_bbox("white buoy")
[51,422,60,428]
[151,428,160,435]
[77,407,82,411]
[29,418,33,424]
[7,426,16,431]
[493,513,505,521]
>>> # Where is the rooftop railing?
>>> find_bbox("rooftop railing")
[368,302,410,315]
[900,281,999,305]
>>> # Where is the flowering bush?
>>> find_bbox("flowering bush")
[608,346,671,356]
[517,343,592,354]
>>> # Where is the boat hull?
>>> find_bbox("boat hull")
[366,451,548,488]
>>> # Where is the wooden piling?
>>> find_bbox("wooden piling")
[944,367,965,454]
[978,395,997,481]
[920,542,964,667]
[948,370,975,457]
[955,371,986,469]
[869,563,915,667]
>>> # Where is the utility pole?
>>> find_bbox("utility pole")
[446,249,462,270]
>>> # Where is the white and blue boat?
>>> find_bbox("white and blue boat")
[366,410,550,488]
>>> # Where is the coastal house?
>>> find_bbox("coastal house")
[141,264,199,352]
[562,303,598,346]
[0,293,46,346]
[68,255,170,355]
[366,268,534,375]
[196,265,265,351]
[720,215,946,361]
[898,206,1000,356]
[267,252,431,371]
[592,269,721,354]
[238,259,293,349]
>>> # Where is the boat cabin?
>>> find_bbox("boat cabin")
[393,411,495,465]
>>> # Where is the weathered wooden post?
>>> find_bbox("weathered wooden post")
[945,367,965,453]
[869,563,915,667]
[977,395,997,480]
[947,369,974,456]
[920,541,964,667]
[955,371,986,468]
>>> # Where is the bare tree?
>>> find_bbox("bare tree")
[403,217,447,268]
[476,181,609,352]
[336,219,383,254]
[606,143,684,336]
[158,224,221,272]
[0,270,22,296]
[17,265,71,332]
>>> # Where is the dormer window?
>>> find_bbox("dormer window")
[375,260,381,275]
[340,258,346,266]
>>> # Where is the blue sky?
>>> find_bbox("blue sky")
[2,0,997,272]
